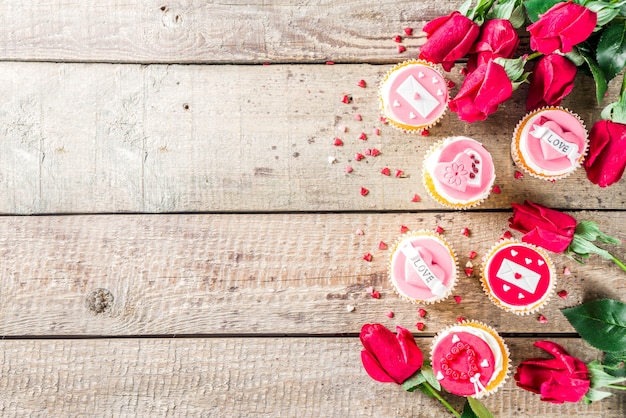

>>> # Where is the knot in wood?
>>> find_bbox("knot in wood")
[86,288,114,314]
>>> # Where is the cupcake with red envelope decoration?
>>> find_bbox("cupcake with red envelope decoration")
[512,107,588,181]
[422,136,496,209]
[480,239,556,315]
[431,320,510,398]
[388,231,458,304]
[379,60,449,133]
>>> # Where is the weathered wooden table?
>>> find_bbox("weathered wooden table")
[0,1,624,416]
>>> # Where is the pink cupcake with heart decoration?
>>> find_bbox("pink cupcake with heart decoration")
[431,320,510,398]
[379,60,449,133]
[512,107,588,181]
[480,239,556,315]
[388,231,458,304]
[422,136,496,209]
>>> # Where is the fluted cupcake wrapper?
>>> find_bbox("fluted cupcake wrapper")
[480,238,557,316]
[430,320,511,399]
[387,230,458,304]
[511,106,588,181]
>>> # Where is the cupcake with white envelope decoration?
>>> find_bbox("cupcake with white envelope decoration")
[480,239,556,315]
[379,60,449,133]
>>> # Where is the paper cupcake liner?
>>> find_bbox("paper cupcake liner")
[480,239,556,316]
[422,138,495,210]
[511,106,589,181]
[378,60,448,134]
[387,230,458,304]
[430,320,510,399]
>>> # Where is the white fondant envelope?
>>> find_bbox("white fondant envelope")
[396,75,439,118]
[495,259,541,294]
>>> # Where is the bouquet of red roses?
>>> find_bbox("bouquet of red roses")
[420,0,626,186]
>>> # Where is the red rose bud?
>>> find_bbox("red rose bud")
[419,11,480,71]
[514,341,590,404]
[527,2,597,55]
[527,54,577,111]
[585,120,626,187]
[360,324,424,384]
[509,200,576,253]
[467,19,519,73]
[449,60,512,122]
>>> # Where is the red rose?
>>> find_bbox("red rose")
[360,324,423,384]
[448,60,512,122]
[585,120,626,187]
[466,19,519,73]
[526,54,577,111]
[419,11,480,71]
[509,200,577,253]
[527,2,597,54]
[515,341,590,404]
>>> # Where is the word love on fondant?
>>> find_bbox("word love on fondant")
[400,244,447,297]
[530,124,579,163]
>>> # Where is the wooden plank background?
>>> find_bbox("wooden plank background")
[0,0,625,416]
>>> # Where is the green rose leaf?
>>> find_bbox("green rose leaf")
[603,351,626,377]
[461,399,479,418]
[588,360,626,388]
[579,47,609,103]
[401,371,426,392]
[561,299,626,352]
[524,0,560,22]
[468,397,494,418]
[420,363,441,391]
[597,21,626,81]
[586,1,622,28]
[487,0,525,28]
[584,388,614,404]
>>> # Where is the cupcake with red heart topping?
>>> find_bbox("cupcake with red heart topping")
[422,136,496,209]
[512,107,588,181]
[379,60,449,133]
[480,239,556,315]
[431,320,510,398]
[388,231,458,304]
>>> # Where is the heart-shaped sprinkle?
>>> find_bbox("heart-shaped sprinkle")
[397,45,406,53]
[514,272,522,279]
[538,260,545,266]
[518,293,525,299]
[418,71,424,79]
[354,113,362,121]
[360,187,369,196]
[525,258,532,265]
[436,371,444,380]
[452,334,460,343]
[400,225,409,234]
[381,167,390,176]
[393,100,400,107]
[511,250,518,257]
[357,79,366,88]
[363,253,372,261]
[437,89,443,96]
[345,165,353,173]
[480,359,489,368]
[378,241,388,250]
[411,194,421,202]
[333,138,343,146]
[355,153,364,161]
[393,35,402,43]
[358,132,367,140]
[432,77,439,84]
[409,112,416,119]
[371,149,381,157]
[503,284,511,291]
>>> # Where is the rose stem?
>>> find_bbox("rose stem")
[610,254,626,273]
[421,382,461,417]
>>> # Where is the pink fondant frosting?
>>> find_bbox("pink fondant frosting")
[425,137,495,204]
[390,234,455,302]
[485,243,552,307]
[519,109,587,175]
[381,62,448,128]
[432,331,495,396]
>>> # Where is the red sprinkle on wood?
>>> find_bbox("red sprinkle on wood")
[446,80,456,88]
[435,226,444,234]
[415,322,425,331]
[341,95,350,104]
[378,241,388,250]
[464,267,474,277]
[345,165,353,173]
[558,290,568,299]
[354,113,362,121]
[373,127,381,136]
[514,171,524,179]
[393,35,402,43]
[538,315,548,324]
[404,27,413,36]
[371,148,381,157]
[363,253,373,262]
[417,308,427,317]
[357,79,366,88]
[502,230,512,239]
[456,317,466,323]
[492,185,501,194]
[355,229,364,235]
[360,187,369,196]
[379,116,388,124]
[411,194,421,202]
[454,295,462,304]
[364,148,372,156]
[333,138,343,146]
[326,61,335,65]
[371,290,380,299]
[395,169,404,178]
[468,251,477,259]
[400,225,409,234]
[381,167,391,176]
[461,227,470,237]
[387,311,394,318]
[359,132,367,140]
[355,153,365,161]
[563,267,571,275]
[397,45,406,53]
[420,129,430,136]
